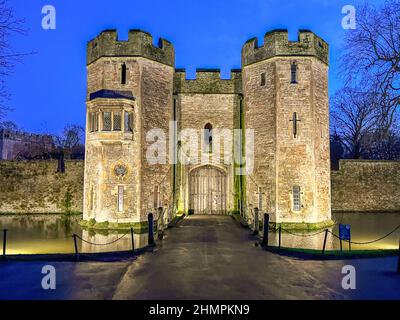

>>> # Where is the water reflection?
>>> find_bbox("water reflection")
[0,214,148,254]
[268,212,400,250]
[0,212,399,254]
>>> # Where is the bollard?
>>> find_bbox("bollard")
[2,229,7,259]
[253,208,259,235]
[261,213,269,247]
[278,226,282,250]
[73,234,79,261]
[148,213,154,245]
[321,229,328,255]
[130,227,135,254]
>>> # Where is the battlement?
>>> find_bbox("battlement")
[87,29,174,66]
[242,29,329,66]
[0,129,54,144]
[174,68,242,94]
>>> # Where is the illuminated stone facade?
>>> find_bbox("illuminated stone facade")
[83,29,332,228]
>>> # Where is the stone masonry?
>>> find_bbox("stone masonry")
[83,28,332,228]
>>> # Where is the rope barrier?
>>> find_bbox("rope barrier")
[280,228,327,237]
[328,224,400,245]
[74,230,130,246]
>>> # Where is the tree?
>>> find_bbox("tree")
[340,0,400,131]
[331,87,379,159]
[0,0,30,120]
[330,131,345,169]
[53,125,85,162]
[0,120,20,130]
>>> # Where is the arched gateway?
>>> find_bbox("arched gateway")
[189,165,227,215]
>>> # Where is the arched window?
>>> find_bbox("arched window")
[121,63,127,85]
[291,63,297,84]
[204,123,212,151]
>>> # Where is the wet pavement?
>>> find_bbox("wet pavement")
[113,215,348,300]
[1,215,399,300]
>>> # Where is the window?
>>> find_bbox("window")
[260,72,266,86]
[291,63,297,84]
[124,111,133,132]
[293,186,301,211]
[103,112,112,131]
[90,112,98,132]
[121,63,127,85]
[113,112,122,131]
[204,123,212,152]
[117,186,124,212]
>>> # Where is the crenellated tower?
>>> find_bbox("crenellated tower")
[83,27,332,231]
[242,29,331,227]
[83,29,174,228]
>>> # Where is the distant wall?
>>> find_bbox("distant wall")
[1,159,400,214]
[331,160,400,213]
[0,160,83,214]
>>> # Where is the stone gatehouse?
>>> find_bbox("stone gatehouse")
[83,28,331,228]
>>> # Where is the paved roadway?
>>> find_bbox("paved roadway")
[1,215,399,300]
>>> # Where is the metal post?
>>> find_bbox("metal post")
[321,229,328,255]
[261,213,269,247]
[340,238,343,252]
[348,240,352,252]
[278,226,282,250]
[2,229,7,259]
[148,213,154,245]
[253,208,259,235]
[130,227,135,254]
[397,238,400,273]
[73,234,79,261]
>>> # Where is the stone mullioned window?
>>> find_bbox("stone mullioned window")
[88,110,133,133]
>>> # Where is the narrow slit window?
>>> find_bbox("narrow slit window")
[293,186,301,211]
[124,111,133,132]
[204,123,212,152]
[121,63,127,85]
[260,72,266,86]
[103,112,112,131]
[291,63,298,84]
[113,112,122,131]
[117,186,124,212]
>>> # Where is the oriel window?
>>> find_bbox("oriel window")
[113,112,122,131]
[103,112,112,131]
[124,111,133,132]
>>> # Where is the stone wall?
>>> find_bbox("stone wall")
[0,160,83,214]
[1,159,400,214]
[331,160,400,213]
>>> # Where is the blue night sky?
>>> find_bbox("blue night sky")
[6,0,382,134]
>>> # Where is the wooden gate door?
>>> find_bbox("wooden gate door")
[189,165,227,215]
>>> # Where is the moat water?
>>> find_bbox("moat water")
[0,212,399,254]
